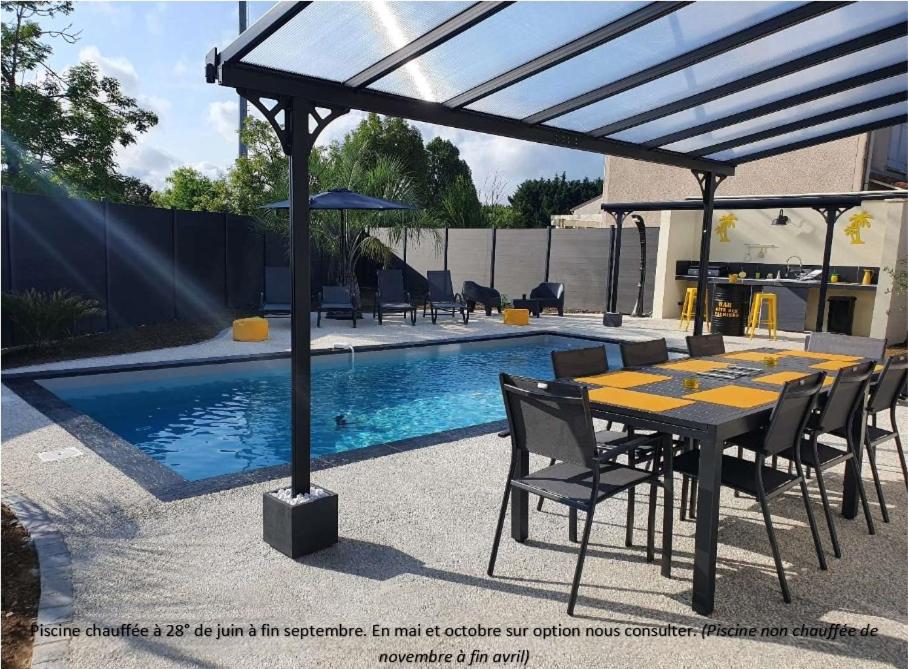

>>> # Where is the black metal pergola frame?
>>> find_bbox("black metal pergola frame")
[205,1,907,587]
[601,192,908,335]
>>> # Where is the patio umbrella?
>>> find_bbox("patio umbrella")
[262,188,419,306]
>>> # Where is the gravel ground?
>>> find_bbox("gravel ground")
[2,378,906,668]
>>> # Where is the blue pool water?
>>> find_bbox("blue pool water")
[44,335,622,482]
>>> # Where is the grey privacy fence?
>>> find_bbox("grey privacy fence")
[1,189,264,345]
[372,225,660,313]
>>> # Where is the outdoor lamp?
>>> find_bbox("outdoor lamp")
[771,209,789,226]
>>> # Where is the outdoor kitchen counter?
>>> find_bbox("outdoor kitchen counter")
[674,276,877,334]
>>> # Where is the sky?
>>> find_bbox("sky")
[36,1,605,202]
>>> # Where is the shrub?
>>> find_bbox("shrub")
[2,289,104,346]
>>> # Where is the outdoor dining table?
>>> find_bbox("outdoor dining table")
[509,347,874,616]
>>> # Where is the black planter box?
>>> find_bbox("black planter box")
[263,488,338,558]
[602,312,623,327]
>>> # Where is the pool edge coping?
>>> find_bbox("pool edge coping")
[3,330,683,502]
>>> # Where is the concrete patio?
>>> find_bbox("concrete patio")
[2,313,905,668]
[8,310,808,375]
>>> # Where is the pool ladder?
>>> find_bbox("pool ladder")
[332,343,355,369]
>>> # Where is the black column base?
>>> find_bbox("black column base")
[602,312,623,327]
[263,488,338,558]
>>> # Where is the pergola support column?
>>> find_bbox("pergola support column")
[603,210,628,326]
[811,206,851,332]
[692,170,725,336]
[256,94,349,559]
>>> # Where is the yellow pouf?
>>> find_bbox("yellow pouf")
[233,317,269,342]
[502,308,530,326]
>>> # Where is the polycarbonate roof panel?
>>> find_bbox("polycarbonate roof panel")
[241,1,470,82]
[706,102,908,161]
[221,1,908,170]
[464,1,801,119]
[664,75,908,153]
[370,2,646,103]
[548,2,908,133]
[612,40,908,144]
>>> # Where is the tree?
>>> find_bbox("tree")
[1,2,157,203]
[508,173,603,228]
[310,129,426,297]
[336,114,430,204]
[434,175,484,228]
[151,166,229,211]
[425,137,474,205]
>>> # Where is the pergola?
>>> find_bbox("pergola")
[600,191,908,331]
[206,0,908,609]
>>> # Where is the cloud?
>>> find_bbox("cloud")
[117,139,180,190]
[207,100,239,143]
[78,46,139,94]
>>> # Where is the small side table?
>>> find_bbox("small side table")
[512,298,541,318]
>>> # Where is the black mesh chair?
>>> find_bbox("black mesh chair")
[422,270,468,324]
[675,372,828,603]
[529,282,565,316]
[375,269,416,325]
[488,373,666,616]
[834,353,908,519]
[806,332,887,360]
[316,286,357,328]
[773,361,876,558]
[686,334,725,357]
[620,338,669,367]
[462,281,501,316]
[550,345,674,547]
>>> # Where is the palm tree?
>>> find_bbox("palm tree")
[310,135,434,299]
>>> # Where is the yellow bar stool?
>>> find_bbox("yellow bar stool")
[747,291,777,339]
[679,287,711,331]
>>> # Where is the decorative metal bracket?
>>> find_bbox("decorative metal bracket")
[692,169,727,196]
[811,205,851,225]
[238,90,348,156]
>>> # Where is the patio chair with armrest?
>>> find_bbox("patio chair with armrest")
[422,270,468,324]
[462,281,502,316]
[375,269,416,325]
[773,361,877,558]
[831,353,908,517]
[316,286,357,328]
[529,282,565,316]
[686,333,725,357]
[536,346,666,518]
[805,332,887,360]
[675,372,829,603]
[487,373,667,616]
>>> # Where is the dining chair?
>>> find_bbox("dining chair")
[774,361,877,557]
[488,373,666,616]
[546,347,665,546]
[686,334,725,357]
[833,353,908,519]
[620,338,669,367]
[674,372,828,603]
[805,332,887,360]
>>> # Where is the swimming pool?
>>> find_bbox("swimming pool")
[40,335,623,482]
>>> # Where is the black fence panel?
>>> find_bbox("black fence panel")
[1,190,11,346]
[548,229,610,311]
[226,214,264,310]
[494,228,548,303]
[7,190,108,335]
[173,210,226,321]
[447,229,492,295]
[106,202,175,329]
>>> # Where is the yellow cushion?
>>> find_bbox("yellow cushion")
[233,317,269,342]
[503,308,530,326]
